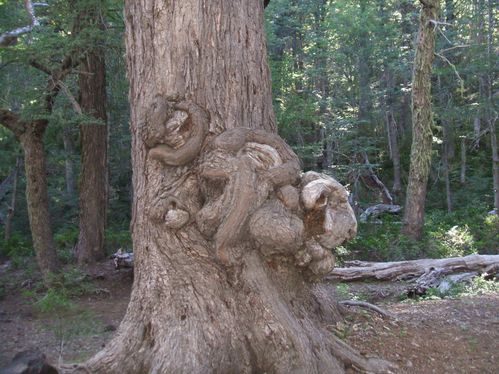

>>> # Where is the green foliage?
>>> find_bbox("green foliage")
[35,287,74,314]
[54,226,79,250]
[344,205,497,262]
[105,228,132,252]
[47,267,97,297]
[0,231,34,259]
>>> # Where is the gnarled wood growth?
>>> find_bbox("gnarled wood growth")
[78,1,393,373]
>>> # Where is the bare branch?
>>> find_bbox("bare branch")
[58,81,82,115]
[434,52,464,89]
[0,0,42,47]
[439,44,470,54]
[429,19,453,27]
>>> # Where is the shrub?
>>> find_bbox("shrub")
[0,231,34,259]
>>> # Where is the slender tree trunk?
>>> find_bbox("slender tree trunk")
[81,1,391,373]
[473,0,486,149]
[4,157,21,241]
[438,76,453,213]
[357,0,372,125]
[491,119,499,212]
[19,125,58,279]
[460,136,466,185]
[401,0,439,240]
[386,112,402,195]
[75,4,108,264]
[443,147,452,212]
[486,0,498,212]
[62,127,76,200]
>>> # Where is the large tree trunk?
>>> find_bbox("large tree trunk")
[401,0,439,240]
[81,1,391,373]
[75,4,108,264]
[19,124,59,280]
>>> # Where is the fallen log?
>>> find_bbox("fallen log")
[327,254,499,282]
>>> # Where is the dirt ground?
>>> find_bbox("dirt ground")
[0,261,497,373]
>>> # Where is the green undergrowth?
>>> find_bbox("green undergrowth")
[17,267,102,316]
[341,205,498,263]
[1,227,132,266]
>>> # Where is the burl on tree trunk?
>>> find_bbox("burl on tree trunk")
[74,1,395,372]
[76,97,396,373]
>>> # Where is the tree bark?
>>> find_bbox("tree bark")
[4,157,21,241]
[486,0,498,213]
[460,136,466,185]
[401,0,439,240]
[79,1,393,373]
[75,3,109,264]
[62,127,76,200]
[19,124,58,279]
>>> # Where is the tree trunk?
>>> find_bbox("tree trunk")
[387,112,402,196]
[19,125,58,280]
[486,0,498,213]
[491,119,499,213]
[460,136,466,185]
[80,1,392,373]
[401,0,439,240]
[357,0,372,125]
[62,127,76,200]
[4,157,21,241]
[75,3,108,264]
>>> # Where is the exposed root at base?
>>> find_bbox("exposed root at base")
[339,300,396,319]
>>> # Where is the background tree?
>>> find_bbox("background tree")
[73,0,109,264]
[400,0,440,240]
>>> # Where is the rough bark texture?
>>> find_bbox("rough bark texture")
[487,0,498,213]
[4,157,21,241]
[75,4,109,264]
[386,111,402,195]
[78,1,394,373]
[460,136,466,185]
[327,254,499,282]
[62,127,76,200]
[401,0,439,240]
[19,124,59,279]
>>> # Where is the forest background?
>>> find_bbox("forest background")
[0,0,497,271]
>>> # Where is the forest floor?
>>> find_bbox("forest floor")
[0,260,497,373]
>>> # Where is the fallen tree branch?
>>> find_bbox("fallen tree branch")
[359,204,401,222]
[339,300,395,319]
[0,0,45,47]
[408,270,479,297]
[328,254,499,281]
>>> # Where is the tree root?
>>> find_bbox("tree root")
[339,300,396,319]
[329,335,398,373]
